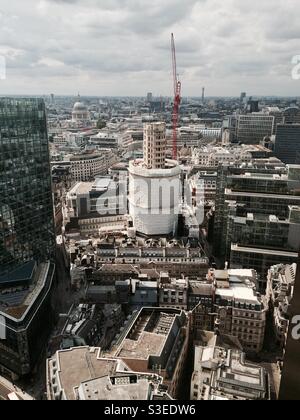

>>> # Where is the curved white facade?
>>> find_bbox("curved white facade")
[128,159,181,236]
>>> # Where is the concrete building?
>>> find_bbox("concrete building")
[46,346,171,400]
[235,114,274,144]
[89,132,119,149]
[274,124,300,164]
[191,144,272,168]
[191,334,269,400]
[128,122,181,236]
[67,236,209,279]
[109,307,190,399]
[69,150,118,181]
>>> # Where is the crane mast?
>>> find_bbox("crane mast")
[171,33,181,161]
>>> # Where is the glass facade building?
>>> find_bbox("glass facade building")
[274,124,300,165]
[0,98,55,276]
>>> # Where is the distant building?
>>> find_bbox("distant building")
[147,92,153,103]
[235,114,274,144]
[191,333,269,400]
[89,132,119,149]
[283,107,300,125]
[69,150,118,181]
[72,100,90,123]
[274,124,300,164]
[247,99,259,113]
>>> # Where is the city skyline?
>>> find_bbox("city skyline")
[0,0,300,97]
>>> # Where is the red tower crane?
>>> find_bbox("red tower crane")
[171,33,181,161]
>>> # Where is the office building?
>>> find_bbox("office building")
[147,92,153,103]
[274,124,300,164]
[128,122,181,236]
[226,209,300,289]
[0,98,55,273]
[235,114,274,144]
[247,99,259,113]
[69,150,118,182]
[213,164,300,283]
[283,107,300,124]
[0,98,56,378]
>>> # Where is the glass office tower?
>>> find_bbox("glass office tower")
[0,98,56,377]
[0,98,55,275]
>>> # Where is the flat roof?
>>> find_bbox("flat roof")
[56,347,117,400]
[0,261,36,286]
[117,333,166,360]
[216,284,259,304]
[226,189,300,200]
[78,376,150,400]
[231,244,298,258]
[68,182,93,196]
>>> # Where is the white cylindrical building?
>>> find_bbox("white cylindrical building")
[128,122,181,236]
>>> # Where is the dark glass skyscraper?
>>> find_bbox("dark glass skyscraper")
[0,98,55,275]
[274,124,300,165]
[0,98,56,377]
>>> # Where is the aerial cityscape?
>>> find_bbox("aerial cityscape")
[1,0,300,405]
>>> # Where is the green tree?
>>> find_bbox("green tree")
[97,119,106,130]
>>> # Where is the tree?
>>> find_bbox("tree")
[97,119,106,130]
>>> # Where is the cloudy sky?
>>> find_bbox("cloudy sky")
[0,0,299,96]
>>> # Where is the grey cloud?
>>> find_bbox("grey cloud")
[0,0,299,95]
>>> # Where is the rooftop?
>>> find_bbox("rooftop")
[0,262,54,320]
[113,308,185,362]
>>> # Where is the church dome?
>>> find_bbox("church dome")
[72,99,90,123]
[73,102,88,112]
